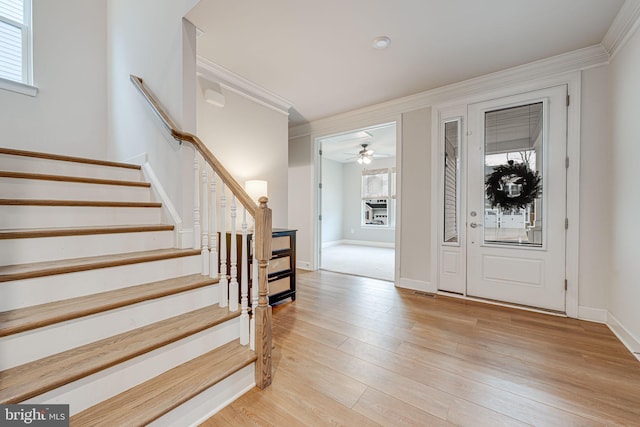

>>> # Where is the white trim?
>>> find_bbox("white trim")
[0,76,38,96]
[290,45,608,139]
[564,73,581,318]
[296,260,312,270]
[393,114,403,287]
[438,291,567,318]
[124,152,188,248]
[197,56,292,116]
[602,0,640,58]
[321,240,342,248]
[607,312,640,362]
[338,239,395,248]
[577,306,608,323]
[397,277,436,293]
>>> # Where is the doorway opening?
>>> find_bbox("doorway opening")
[317,122,397,282]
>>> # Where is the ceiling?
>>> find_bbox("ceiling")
[187,0,624,128]
[319,122,396,163]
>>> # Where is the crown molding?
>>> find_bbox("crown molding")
[289,44,609,139]
[602,0,640,58]
[197,56,292,116]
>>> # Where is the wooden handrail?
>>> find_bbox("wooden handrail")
[131,73,273,389]
[130,75,257,216]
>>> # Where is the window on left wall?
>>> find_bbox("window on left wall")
[0,0,34,94]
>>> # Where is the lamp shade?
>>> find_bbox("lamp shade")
[245,180,268,204]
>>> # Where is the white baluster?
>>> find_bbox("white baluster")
[229,195,239,312]
[209,169,218,279]
[201,164,209,275]
[240,208,249,345]
[193,151,201,250]
[219,182,228,308]
[250,235,258,351]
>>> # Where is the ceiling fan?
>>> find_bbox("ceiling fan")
[355,143,374,164]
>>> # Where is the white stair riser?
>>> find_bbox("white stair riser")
[0,155,143,182]
[151,364,255,427]
[1,230,175,265]
[23,318,241,415]
[0,256,201,311]
[0,205,162,228]
[0,178,152,202]
[0,285,223,371]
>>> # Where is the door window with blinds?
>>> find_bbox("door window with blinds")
[443,119,461,243]
[362,168,393,227]
[0,0,31,84]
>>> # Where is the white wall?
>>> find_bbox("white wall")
[579,66,612,312]
[321,158,343,244]
[608,25,640,343]
[341,157,396,245]
[107,0,199,242]
[196,87,289,228]
[0,0,107,158]
[288,135,313,269]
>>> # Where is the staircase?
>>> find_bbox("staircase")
[0,147,258,425]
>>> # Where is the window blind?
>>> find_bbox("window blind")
[0,0,26,83]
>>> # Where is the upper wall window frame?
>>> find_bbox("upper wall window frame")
[0,0,36,96]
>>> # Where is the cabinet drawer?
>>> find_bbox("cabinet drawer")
[269,276,290,296]
[272,236,291,252]
[269,256,290,275]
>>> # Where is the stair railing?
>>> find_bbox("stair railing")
[130,75,273,389]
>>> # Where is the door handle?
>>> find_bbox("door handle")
[470,222,482,228]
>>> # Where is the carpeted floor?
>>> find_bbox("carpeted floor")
[320,244,395,282]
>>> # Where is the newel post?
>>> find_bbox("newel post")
[254,196,272,389]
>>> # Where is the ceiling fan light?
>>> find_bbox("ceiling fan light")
[363,156,372,164]
[357,157,364,164]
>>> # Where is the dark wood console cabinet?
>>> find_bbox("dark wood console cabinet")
[226,228,296,305]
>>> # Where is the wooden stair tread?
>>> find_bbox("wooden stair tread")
[71,340,256,426]
[0,199,161,207]
[0,305,240,403]
[0,248,200,282]
[0,224,174,240]
[0,170,150,187]
[0,148,141,170]
[0,273,219,337]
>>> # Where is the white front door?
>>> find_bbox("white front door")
[465,86,567,312]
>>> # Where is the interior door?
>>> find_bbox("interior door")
[466,86,567,312]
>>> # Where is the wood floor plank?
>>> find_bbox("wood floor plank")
[353,387,456,427]
[201,270,640,426]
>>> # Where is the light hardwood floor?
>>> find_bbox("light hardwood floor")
[202,270,640,426]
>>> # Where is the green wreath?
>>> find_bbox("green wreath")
[485,160,541,211]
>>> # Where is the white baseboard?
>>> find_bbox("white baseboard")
[578,306,608,323]
[397,277,436,293]
[296,260,312,270]
[321,240,341,248]
[339,239,395,249]
[607,312,640,362]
